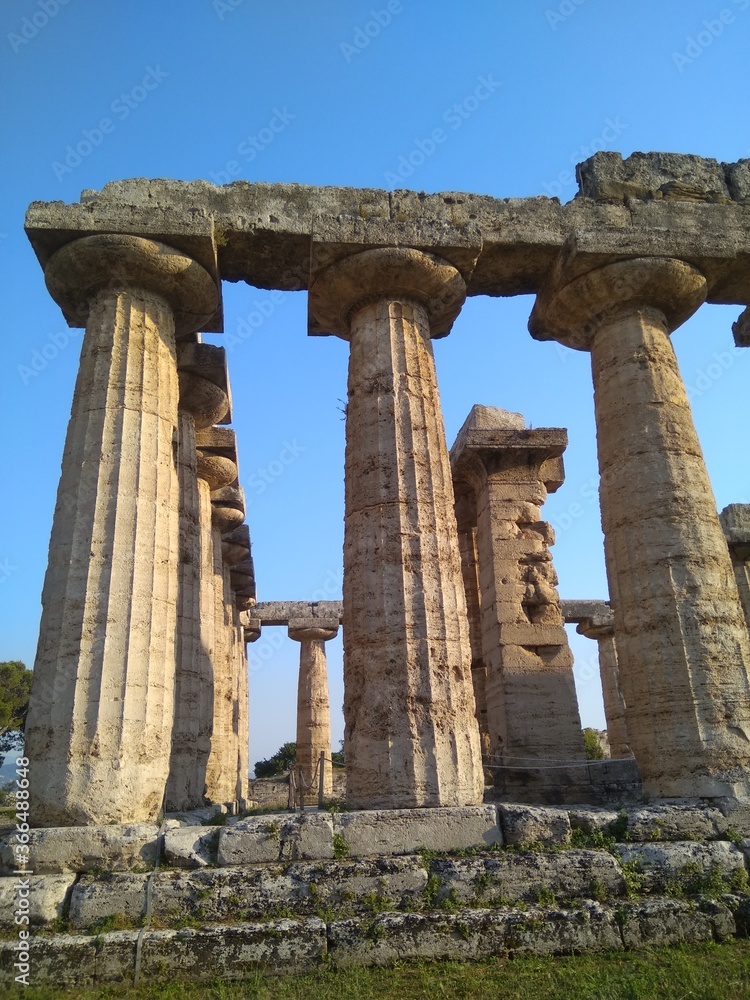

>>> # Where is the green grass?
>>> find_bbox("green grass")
[4,940,750,999]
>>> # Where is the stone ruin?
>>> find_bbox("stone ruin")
[3,151,750,984]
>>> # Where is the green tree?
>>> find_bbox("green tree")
[582,727,605,761]
[254,741,297,778]
[0,661,32,766]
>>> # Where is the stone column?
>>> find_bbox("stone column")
[577,612,630,759]
[288,618,339,800]
[720,505,750,632]
[451,405,586,789]
[224,527,255,811]
[167,345,231,811]
[530,256,750,800]
[453,480,489,752]
[309,247,484,809]
[202,428,248,811]
[25,234,219,825]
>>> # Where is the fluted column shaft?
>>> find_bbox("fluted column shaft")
[25,235,218,825]
[167,356,230,812]
[454,483,488,748]
[309,247,484,809]
[289,621,338,800]
[531,257,750,799]
[578,620,630,759]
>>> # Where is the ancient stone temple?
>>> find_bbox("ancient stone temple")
[20,150,750,828]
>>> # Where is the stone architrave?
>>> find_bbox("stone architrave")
[25,234,219,826]
[720,505,750,632]
[288,618,339,800]
[530,256,750,800]
[453,480,489,752]
[309,247,484,809]
[576,610,631,759]
[450,405,586,787]
[167,344,231,812]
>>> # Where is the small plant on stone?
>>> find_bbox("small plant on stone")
[262,820,280,840]
[423,873,444,908]
[362,891,393,915]
[620,858,647,897]
[589,878,608,903]
[332,833,350,859]
[723,826,744,848]
[456,920,472,941]
[532,884,557,906]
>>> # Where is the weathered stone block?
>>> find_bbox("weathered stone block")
[218,813,334,865]
[497,804,570,846]
[617,898,735,948]
[625,804,726,841]
[0,933,101,988]
[332,806,501,858]
[614,841,746,892]
[0,824,159,875]
[164,826,220,868]
[69,873,149,929]
[328,904,622,967]
[568,807,622,834]
[0,874,76,927]
[429,849,625,905]
[139,920,327,979]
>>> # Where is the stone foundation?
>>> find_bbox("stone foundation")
[1,801,749,986]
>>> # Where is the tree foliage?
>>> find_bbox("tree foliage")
[254,741,297,778]
[0,661,32,767]
[582,727,605,761]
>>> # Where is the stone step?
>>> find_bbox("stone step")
[0,898,740,987]
[2,840,746,934]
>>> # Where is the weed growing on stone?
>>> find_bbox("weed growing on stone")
[332,834,350,859]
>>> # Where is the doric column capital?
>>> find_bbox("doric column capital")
[577,613,615,642]
[288,618,339,642]
[308,246,467,340]
[529,256,707,351]
[450,404,566,496]
[44,234,219,337]
[720,504,750,561]
[177,342,230,428]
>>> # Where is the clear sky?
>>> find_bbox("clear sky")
[1,0,748,773]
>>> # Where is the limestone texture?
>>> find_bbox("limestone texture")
[577,612,630,758]
[289,620,338,800]
[531,256,750,801]
[332,805,501,858]
[309,247,484,809]
[0,823,159,874]
[451,406,585,793]
[0,874,76,926]
[25,235,218,826]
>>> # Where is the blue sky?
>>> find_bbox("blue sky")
[1,0,748,771]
